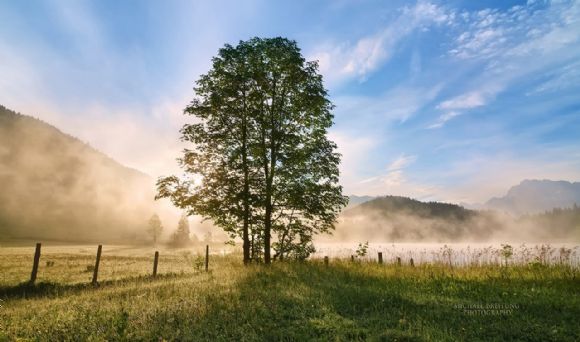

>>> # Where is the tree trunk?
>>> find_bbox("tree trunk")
[263,138,276,265]
[241,95,250,265]
[264,186,272,264]
[250,226,255,261]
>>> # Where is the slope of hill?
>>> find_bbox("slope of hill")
[345,195,375,209]
[485,179,580,215]
[0,105,156,242]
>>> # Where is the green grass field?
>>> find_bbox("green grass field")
[1,245,579,341]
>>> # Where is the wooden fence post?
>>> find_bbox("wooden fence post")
[153,251,159,277]
[92,245,102,285]
[410,258,415,267]
[30,243,41,284]
[396,257,401,266]
[205,245,209,272]
[378,252,383,264]
[324,256,329,266]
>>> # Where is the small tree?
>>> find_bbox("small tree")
[147,214,163,245]
[500,244,513,266]
[203,231,212,244]
[356,241,369,258]
[171,214,191,247]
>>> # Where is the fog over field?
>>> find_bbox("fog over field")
[0,106,203,243]
[329,196,580,244]
[1,1,579,250]
[2,104,579,246]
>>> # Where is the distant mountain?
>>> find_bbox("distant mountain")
[485,179,580,216]
[332,195,502,242]
[345,195,375,209]
[0,105,157,242]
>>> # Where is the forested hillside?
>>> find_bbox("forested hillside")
[0,105,156,242]
[332,195,580,242]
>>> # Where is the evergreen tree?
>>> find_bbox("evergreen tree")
[171,214,191,247]
[147,214,163,245]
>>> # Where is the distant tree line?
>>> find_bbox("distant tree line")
[518,204,580,239]
[338,196,580,242]
[147,212,217,248]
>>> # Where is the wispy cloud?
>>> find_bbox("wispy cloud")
[451,1,580,90]
[427,111,462,129]
[350,153,438,199]
[387,154,417,171]
[430,0,580,128]
[437,92,486,110]
[529,60,580,94]
[310,1,454,86]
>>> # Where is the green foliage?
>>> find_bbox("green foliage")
[193,255,205,272]
[356,241,369,258]
[156,38,347,263]
[501,244,514,266]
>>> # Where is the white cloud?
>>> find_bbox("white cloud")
[427,111,461,129]
[334,83,443,126]
[328,130,379,194]
[381,154,416,188]
[449,1,580,71]
[383,170,404,187]
[347,154,438,199]
[437,92,486,110]
[529,60,580,94]
[432,0,580,128]
[310,1,454,86]
[387,154,417,171]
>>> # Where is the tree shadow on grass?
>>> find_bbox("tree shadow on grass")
[0,272,191,300]
[2,261,577,341]
[225,262,580,342]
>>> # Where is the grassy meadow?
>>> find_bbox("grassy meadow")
[0,245,579,341]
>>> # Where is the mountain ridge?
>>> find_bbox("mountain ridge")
[484,179,580,216]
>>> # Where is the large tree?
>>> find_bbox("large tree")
[157,37,347,263]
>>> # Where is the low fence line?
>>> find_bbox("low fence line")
[23,242,580,285]
[27,242,211,285]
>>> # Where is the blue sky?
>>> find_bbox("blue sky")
[1,0,579,203]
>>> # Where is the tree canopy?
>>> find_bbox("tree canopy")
[157,37,347,263]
